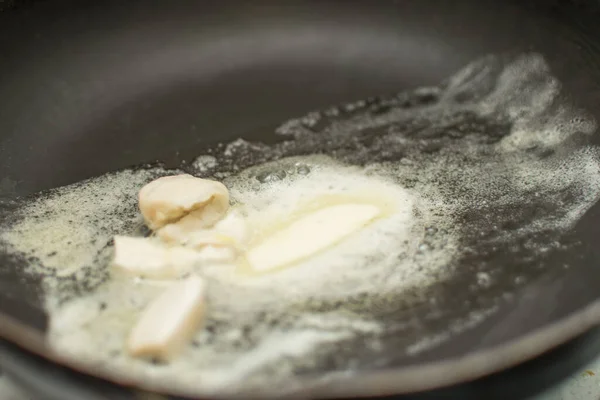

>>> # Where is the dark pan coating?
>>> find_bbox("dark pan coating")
[2,0,600,398]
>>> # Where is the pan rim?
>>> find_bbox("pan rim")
[1,293,600,398]
[1,0,600,396]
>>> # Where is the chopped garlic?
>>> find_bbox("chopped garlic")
[158,222,233,247]
[127,275,206,361]
[112,236,201,279]
[196,245,238,263]
[246,203,381,273]
[158,208,250,249]
[213,209,251,247]
[138,174,229,230]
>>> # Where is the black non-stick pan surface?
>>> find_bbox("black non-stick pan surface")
[3,0,600,399]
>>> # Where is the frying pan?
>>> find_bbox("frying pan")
[3,0,600,399]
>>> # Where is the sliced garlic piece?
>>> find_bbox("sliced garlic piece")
[213,209,251,247]
[112,236,200,279]
[158,228,239,263]
[157,221,234,247]
[246,203,381,273]
[158,208,250,249]
[196,245,238,263]
[187,230,237,248]
[138,174,229,230]
[127,275,206,361]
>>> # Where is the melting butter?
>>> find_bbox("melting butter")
[244,203,381,274]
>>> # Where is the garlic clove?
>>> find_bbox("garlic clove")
[196,245,238,264]
[213,209,251,247]
[138,174,229,231]
[127,275,207,362]
[112,236,200,279]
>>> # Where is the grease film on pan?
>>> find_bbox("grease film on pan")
[1,52,600,397]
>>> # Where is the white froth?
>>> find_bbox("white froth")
[506,147,600,234]
[1,53,600,397]
[203,157,428,302]
[0,169,162,277]
[191,155,218,174]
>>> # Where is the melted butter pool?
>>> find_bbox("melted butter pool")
[1,53,600,397]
